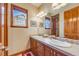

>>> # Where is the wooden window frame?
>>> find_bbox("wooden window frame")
[11,4,28,28]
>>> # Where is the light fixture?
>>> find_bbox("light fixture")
[52,3,59,7]
[36,11,47,18]
[40,13,47,17]
[52,3,67,10]
[36,11,44,17]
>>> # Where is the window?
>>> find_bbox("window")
[44,17,51,29]
[11,4,28,28]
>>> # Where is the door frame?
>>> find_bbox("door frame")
[51,14,59,36]
[4,3,8,56]
[0,4,2,43]
[0,3,8,56]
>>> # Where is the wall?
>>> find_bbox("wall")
[7,3,46,55]
[7,3,79,55]
[51,3,79,37]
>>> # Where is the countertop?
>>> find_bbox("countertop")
[31,35,79,56]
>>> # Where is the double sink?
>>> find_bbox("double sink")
[44,38,72,48]
[33,36,72,48]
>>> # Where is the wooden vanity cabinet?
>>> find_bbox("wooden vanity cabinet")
[30,38,68,56]
[30,38,37,49]
[53,50,67,56]
[37,42,44,56]
[44,45,52,56]
[30,38,37,55]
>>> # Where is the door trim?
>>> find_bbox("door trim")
[4,3,8,56]
[0,4,2,43]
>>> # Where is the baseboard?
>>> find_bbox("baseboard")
[9,49,31,56]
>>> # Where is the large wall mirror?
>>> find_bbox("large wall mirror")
[11,4,28,28]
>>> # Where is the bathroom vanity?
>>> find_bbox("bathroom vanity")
[30,36,76,56]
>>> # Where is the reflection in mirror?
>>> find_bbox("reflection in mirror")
[44,17,51,29]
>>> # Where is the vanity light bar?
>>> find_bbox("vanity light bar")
[36,11,47,18]
[40,13,47,17]
[36,11,44,17]
[52,3,67,10]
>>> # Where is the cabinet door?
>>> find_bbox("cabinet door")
[51,49,55,56]
[44,45,52,56]
[30,38,37,55]
[64,7,78,39]
[72,7,77,39]
[68,10,72,39]
[32,48,38,56]
[64,11,70,38]
[37,42,44,56]
[30,38,37,49]
[54,50,67,56]
[67,11,71,38]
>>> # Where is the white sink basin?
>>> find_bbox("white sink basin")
[44,39,72,48]
[32,36,72,48]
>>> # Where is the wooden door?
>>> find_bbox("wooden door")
[64,6,78,40]
[77,6,79,39]
[72,7,77,39]
[64,11,67,37]
[68,10,73,39]
[64,11,70,38]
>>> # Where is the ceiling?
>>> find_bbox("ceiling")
[31,3,42,8]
